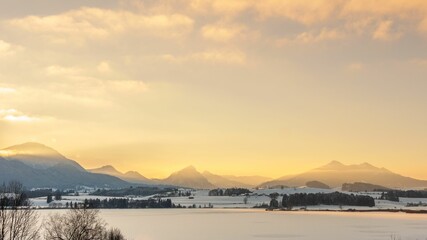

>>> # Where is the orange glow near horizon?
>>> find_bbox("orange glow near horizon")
[1,0,427,180]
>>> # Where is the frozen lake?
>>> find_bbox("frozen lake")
[38,209,427,240]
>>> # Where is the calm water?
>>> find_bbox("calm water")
[39,209,427,240]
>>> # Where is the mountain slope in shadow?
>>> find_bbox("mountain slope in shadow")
[259,161,427,189]
[89,165,153,184]
[161,166,216,189]
[0,143,129,189]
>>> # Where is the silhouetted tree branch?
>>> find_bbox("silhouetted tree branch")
[0,181,40,240]
[44,208,126,240]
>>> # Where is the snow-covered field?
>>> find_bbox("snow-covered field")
[32,188,427,239]
[37,209,427,240]
[30,188,427,211]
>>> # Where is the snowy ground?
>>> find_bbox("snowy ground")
[30,187,427,211]
[31,188,427,240]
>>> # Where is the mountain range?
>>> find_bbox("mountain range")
[162,166,216,189]
[0,142,267,189]
[88,165,153,185]
[0,142,129,189]
[89,165,264,189]
[259,160,427,189]
[1,142,427,190]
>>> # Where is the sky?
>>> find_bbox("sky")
[0,0,427,179]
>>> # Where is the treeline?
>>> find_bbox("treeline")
[406,202,427,207]
[0,181,31,207]
[342,182,390,192]
[380,190,427,202]
[81,198,174,209]
[169,189,192,197]
[273,192,375,209]
[25,189,77,198]
[1,181,127,240]
[24,189,53,198]
[23,189,67,204]
[91,186,172,197]
[208,188,252,196]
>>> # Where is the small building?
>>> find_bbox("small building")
[49,201,63,208]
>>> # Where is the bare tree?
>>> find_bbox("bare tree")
[0,181,40,240]
[44,208,105,240]
[243,196,249,205]
[0,181,126,240]
[103,228,126,240]
[44,208,126,240]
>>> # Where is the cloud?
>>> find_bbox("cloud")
[5,0,427,53]
[418,17,427,34]
[190,0,339,25]
[201,23,246,42]
[97,61,112,73]
[68,75,148,94]
[276,28,344,46]
[344,18,375,36]
[192,49,246,65]
[372,20,401,41]
[104,79,147,93]
[0,87,16,94]
[158,54,184,64]
[43,64,147,97]
[254,0,341,25]
[3,115,35,122]
[411,58,427,67]
[190,0,251,16]
[346,63,364,72]
[9,7,194,44]
[159,49,247,65]
[328,1,427,36]
[0,109,39,123]
[190,0,427,40]
[45,65,82,76]
[0,40,23,56]
[341,0,427,17]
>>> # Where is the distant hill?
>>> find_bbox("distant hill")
[89,165,152,184]
[89,165,122,176]
[5,143,425,191]
[0,143,129,189]
[221,175,273,187]
[259,161,427,189]
[202,171,253,188]
[342,182,390,192]
[124,171,152,183]
[1,142,84,170]
[85,164,274,189]
[306,181,330,189]
[161,166,216,189]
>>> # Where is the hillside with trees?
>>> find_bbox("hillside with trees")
[342,182,390,192]
[279,192,375,209]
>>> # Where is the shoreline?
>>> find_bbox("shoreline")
[267,208,427,214]
[30,207,427,214]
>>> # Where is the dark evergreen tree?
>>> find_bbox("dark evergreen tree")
[47,194,53,204]
[281,192,375,208]
[54,190,62,201]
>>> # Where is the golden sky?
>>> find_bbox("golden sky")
[1,0,427,179]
